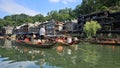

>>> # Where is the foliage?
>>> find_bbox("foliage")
[74,0,120,15]
[83,20,101,38]
[47,8,73,22]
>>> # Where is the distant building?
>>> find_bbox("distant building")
[28,23,40,33]
[63,20,78,33]
[55,21,64,31]
[3,26,13,35]
[38,20,64,35]
[45,20,56,35]
[77,11,120,34]
[0,28,5,36]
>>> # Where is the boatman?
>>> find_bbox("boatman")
[39,26,46,43]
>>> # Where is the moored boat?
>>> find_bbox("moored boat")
[90,38,117,45]
[115,39,120,45]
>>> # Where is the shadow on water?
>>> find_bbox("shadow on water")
[0,39,120,68]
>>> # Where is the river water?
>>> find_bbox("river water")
[0,39,120,68]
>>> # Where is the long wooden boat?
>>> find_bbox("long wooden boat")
[89,38,117,45]
[16,40,56,48]
[114,39,120,45]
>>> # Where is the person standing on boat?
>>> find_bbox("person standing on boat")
[39,26,46,43]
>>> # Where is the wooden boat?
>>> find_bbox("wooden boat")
[55,36,80,46]
[89,38,117,45]
[56,40,80,46]
[114,39,120,45]
[16,40,56,48]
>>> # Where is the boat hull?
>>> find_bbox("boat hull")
[89,38,119,45]
[16,40,56,48]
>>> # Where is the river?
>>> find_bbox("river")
[0,39,120,68]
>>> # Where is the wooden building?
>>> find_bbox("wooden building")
[77,11,120,35]
[45,20,64,35]
[63,21,78,33]
[3,26,14,35]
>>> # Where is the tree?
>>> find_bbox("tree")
[83,20,101,38]
[33,14,45,22]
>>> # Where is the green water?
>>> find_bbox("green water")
[0,39,120,68]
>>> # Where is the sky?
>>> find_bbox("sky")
[0,0,82,18]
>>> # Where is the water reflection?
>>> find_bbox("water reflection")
[0,39,120,68]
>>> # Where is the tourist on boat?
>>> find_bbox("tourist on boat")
[55,35,73,45]
[23,35,27,40]
[31,33,37,43]
[37,39,42,44]
[39,26,46,43]
[33,33,36,39]
[66,35,73,44]
[73,37,78,43]
[55,36,65,43]
[24,36,30,43]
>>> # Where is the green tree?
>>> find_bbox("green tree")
[33,14,45,22]
[0,19,5,29]
[83,20,101,38]
[47,8,74,22]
